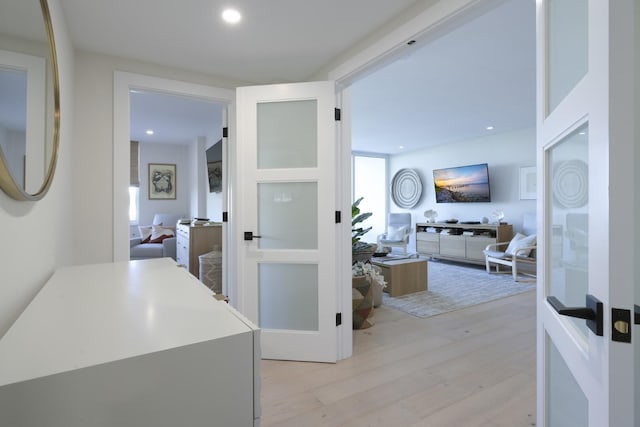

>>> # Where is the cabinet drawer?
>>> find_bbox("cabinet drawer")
[416,232,439,242]
[465,236,495,261]
[439,235,465,257]
[417,240,439,254]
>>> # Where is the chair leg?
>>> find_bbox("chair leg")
[485,258,491,273]
[512,261,519,281]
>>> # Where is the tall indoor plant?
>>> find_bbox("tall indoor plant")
[352,197,376,263]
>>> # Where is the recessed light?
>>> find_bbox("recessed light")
[486,126,494,131]
[222,9,242,24]
[146,130,154,135]
[398,145,405,150]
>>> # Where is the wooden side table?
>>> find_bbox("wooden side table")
[371,257,428,297]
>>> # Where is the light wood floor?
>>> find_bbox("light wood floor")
[260,290,536,427]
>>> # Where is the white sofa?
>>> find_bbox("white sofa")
[130,213,183,260]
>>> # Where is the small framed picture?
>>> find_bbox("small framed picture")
[519,166,536,200]
[148,163,176,200]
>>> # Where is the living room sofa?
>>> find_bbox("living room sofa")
[130,213,184,261]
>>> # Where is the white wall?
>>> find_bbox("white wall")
[388,127,536,252]
[72,51,244,265]
[0,0,75,337]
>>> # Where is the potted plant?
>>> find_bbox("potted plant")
[351,261,386,329]
[352,197,376,263]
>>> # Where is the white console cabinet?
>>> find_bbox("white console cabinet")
[0,258,260,427]
[416,222,513,265]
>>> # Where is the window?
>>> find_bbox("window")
[129,186,139,223]
[352,154,387,242]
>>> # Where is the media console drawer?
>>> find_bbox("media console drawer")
[439,235,466,257]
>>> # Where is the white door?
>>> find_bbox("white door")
[536,1,637,426]
[235,81,338,362]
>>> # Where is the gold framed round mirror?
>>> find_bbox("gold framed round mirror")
[0,0,60,201]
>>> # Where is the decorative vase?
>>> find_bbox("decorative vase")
[352,275,375,329]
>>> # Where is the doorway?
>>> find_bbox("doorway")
[113,72,236,301]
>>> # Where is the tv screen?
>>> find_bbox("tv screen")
[433,163,491,203]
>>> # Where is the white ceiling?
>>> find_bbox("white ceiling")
[129,91,223,145]
[57,0,535,153]
[352,0,535,154]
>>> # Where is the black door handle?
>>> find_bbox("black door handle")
[635,304,640,325]
[244,231,262,241]
[547,294,603,336]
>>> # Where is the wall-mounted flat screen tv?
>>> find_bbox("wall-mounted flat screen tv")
[433,163,491,203]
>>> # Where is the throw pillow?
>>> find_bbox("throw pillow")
[505,233,536,257]
[386,225,407,241]
[148,224,175,244]
[138,225,153,243]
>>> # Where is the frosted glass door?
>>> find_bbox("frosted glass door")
[537,1,637,426]
[236,81,337,363]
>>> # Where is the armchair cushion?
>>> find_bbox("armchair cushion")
[385,225,408,241]
[505,233,536,257]
[484,249,508,259]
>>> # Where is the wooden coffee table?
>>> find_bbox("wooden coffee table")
[371,257,428,297]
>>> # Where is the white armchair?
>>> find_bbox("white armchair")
[377,213,411,253]
[484,213,537,281]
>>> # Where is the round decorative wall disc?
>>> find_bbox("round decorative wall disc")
[391,168,422,208]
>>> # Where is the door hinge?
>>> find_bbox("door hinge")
[334,108,341,121]
[336,313,342,326]
[335,211,341,223]
[222,212,228,222]
[222,127,229,138]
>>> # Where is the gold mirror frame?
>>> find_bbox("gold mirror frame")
[0,0,60,201]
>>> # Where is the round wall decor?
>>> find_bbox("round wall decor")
[391,168,422,208]
[553,159,588,208]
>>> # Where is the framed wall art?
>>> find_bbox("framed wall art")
[519,166,536,200]
[148,163,176,200]
[207,161,222,193]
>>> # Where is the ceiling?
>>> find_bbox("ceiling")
[57,0,536,153]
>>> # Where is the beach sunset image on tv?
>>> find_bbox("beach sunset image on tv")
[433,163,491,203]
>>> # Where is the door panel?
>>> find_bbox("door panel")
[236,81,337,362]
[547,0,588,113]
[537,1,637,426]
[548,124,589,338]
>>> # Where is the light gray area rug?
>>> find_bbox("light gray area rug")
[382,260,536,318]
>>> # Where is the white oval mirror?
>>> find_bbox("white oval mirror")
[0,0,60,201]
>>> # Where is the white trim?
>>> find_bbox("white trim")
[337,87,352,360]
[113,72,235,300]
[0,49,46,193]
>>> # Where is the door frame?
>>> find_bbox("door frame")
[329,0,513,360]
[112,72,238,303]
